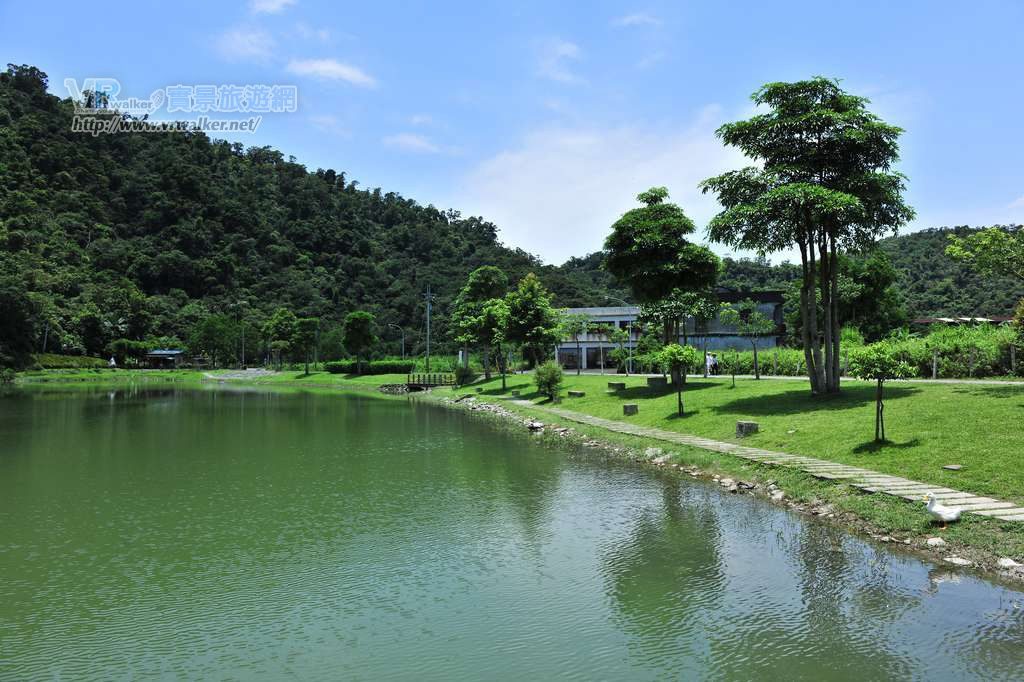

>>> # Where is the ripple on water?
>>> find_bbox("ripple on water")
[3,388,1024,680]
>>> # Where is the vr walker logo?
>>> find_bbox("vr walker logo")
[64,77,298,134]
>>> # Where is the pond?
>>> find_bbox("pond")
[1,386,1023,680]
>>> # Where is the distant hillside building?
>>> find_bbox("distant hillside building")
[555,291,785,370]
[145,349,185,369]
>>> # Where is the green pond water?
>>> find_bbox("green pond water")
[2,385,1024,680]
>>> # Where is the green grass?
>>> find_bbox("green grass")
[462,372,1024,505]
[207,370,409,386]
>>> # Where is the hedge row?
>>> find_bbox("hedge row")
[31,353,110,369]
[324,360,415,375]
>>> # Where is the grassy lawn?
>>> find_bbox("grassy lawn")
[206,370,409,387]
[463,372,1024,505]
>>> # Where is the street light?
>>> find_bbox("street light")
[388,323,406,359]
[605,295,634,375]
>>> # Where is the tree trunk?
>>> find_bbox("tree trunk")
[875,378,885,442]
[497,344,507,391]
[751,341,760,380]
[799,236,824,395]
[677,387,683,415]
[483,347,491,380]
[576,337,581,375]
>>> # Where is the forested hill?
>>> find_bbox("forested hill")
[877,226,1024,318]
[0,65,625,362]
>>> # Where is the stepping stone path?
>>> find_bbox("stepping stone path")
[511,400,1024,522]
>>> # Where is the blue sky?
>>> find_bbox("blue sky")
[3,0,1023,264]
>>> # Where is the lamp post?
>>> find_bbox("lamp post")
[605,295,634,375]
[388,323,406,359]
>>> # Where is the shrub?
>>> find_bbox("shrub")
[30,353,109,369]
[454,365,478,386]
[0,368,15,384]
[534,361,563,400]
[324,359,414,375]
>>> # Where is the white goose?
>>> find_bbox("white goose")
[923,493,962,529]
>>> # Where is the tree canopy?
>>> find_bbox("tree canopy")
[604,187,720,304]
[701,77,914,395]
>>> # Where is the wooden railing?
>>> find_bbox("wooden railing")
[407,373,456,387]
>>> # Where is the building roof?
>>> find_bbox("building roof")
[146,349,185,357]
[563,306,640,316]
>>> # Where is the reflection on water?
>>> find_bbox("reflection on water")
[1,387,1023,680]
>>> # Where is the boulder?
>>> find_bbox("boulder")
[643,447,663,459]
[926,537,947,548]
[736,421,760,437]
[944,556,973,567]
[997,557,1022,569]
[623,403,639,416]
[770,490,786,501]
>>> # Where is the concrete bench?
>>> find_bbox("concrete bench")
[568,390,585,398]
[646,377,667,388]
[607,382,626,391]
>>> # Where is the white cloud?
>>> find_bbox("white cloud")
[409,113,433,126]
[454,106,750,264]
[250,0,296,14]
[382,133,441,153]
[292,22,330,42]
[1009,195,1024,209]
[217,26,276,62]
[612,13,662,28]
[286,58,376,87]
[309,115,348,136]
[536,38,584,84]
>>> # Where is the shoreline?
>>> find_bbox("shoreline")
[422,390,1024,588]
[13,368,1024,587]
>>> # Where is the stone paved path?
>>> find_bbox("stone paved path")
[512,400,1024,522]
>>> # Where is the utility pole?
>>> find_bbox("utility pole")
[424,285,435,372]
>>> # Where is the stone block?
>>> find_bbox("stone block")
[623,403,639,416]
[736,421,759,437]
[568,390,585,398]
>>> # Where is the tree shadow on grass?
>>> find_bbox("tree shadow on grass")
[712,383,922,417]
[612,381,718,401]
[852,437,922,454]
[949,385,1024,400]
[665,410,700,421]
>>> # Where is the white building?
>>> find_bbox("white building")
[555,292,786,370]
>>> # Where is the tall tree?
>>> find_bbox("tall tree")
[505,273,560,367]
[342,311,377,373]
[477,298,511,390]
[450,266,509,376]
[263,308,297,369]
[604,187,720,343]
[293,317,319,375]
[701,78,914,395]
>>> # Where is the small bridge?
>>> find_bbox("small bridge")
[406,373,456,391]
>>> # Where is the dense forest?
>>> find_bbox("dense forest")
[878,226,1024,318]
[0,65,625,366]
[1,64,1019,368]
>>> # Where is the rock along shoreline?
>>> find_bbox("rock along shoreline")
[430,392,1024,586]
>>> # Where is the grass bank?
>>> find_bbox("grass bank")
[439,371,1024,572]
